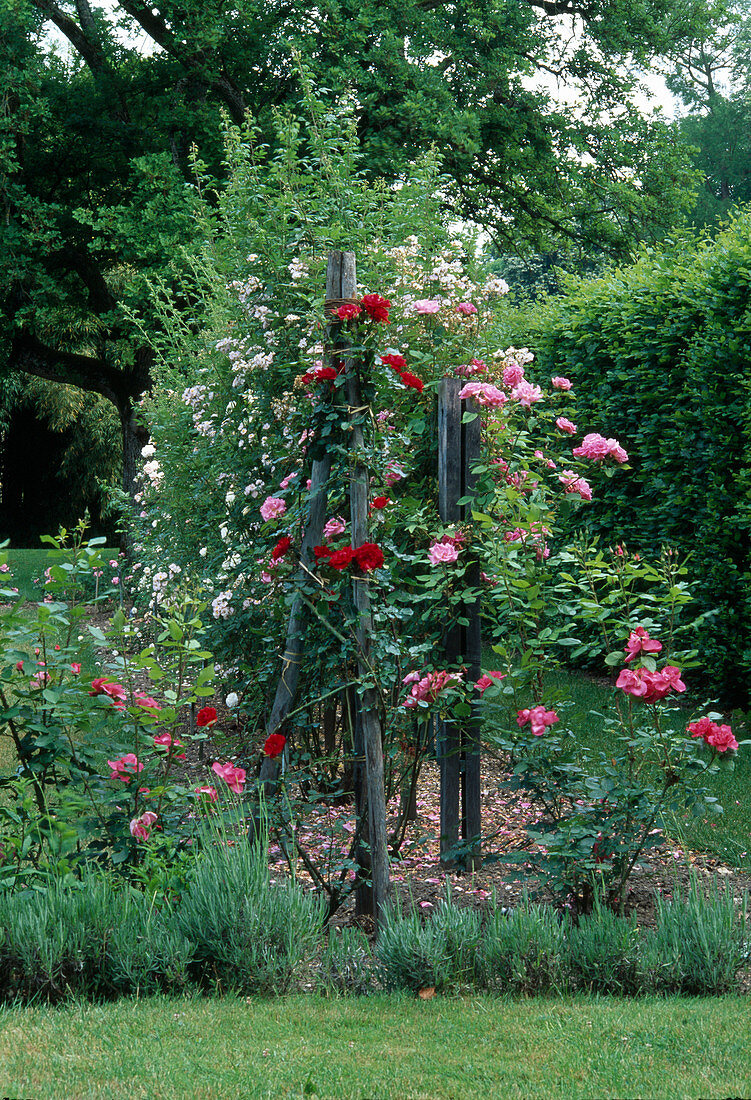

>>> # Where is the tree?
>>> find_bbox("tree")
[1,0,711,522]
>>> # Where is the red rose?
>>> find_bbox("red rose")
[313,544,332,560]
[328,545,355,570]
[316,366,338,382]
[271,536,292,561]
[196,706,218,728]
[381,353,407,370]
[360,293,391,324]
[352,542,384,572]
[371,496,391,510]
[399,371,424,393]
[337,303,362,321]
[264,733,287,759]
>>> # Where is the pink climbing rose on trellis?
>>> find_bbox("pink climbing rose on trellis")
[260,496,286,522]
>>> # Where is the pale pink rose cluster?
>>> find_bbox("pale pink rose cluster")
[412,299,442,315]
[458,381,507,408]
[260,496,286,521]
[573,432,628,464]
[403,668,464,708]
[556,417,577,435]
[551,376,573,390]
[558,470,593,501]
[511,380,543,407]
[517,705,559,736]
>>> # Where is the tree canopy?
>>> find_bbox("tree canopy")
[1,0,713,510]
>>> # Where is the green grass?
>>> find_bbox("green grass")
[0,993,748,1099]
[3,547,119,601]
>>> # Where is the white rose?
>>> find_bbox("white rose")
[225,692,239,709]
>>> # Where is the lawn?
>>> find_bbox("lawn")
[3,547,119,602]
[0,993,748,1099]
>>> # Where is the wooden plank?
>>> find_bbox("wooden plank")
[341,251,391,931]
[461,404,483,868]
[437,377,462,865]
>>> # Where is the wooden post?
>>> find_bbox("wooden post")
[437,377,462,865]
[437,378,482,870]
[337,250,391,931]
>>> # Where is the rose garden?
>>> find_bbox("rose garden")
[3,85,751,1098]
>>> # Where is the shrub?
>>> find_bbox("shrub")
[642,876,748,995]
[318,926,375,995]
[566,902,641,994]
[375,896,483,993]
[533,217,751,706]
[476,902,570,994]
[176,836,325,994]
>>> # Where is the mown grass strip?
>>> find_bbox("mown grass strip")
[0,993,749,1099]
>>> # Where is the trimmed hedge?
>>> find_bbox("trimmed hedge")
[533,214,751,706]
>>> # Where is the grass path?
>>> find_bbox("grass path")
[0,993,749,1099]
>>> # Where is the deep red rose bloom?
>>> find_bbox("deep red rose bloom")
[299,371,315,386]
[316,366,338,382]
[264,733,287,759]
[196,706,218,728]
[371,496,391,509]
[399,370,424,393]
[271,536,292,561]
[313,544,332,560]
[337,303,362,321]
[328,545,355,570]
[360,293,391,323]
[353,542,384,572]
[381,353,408,370]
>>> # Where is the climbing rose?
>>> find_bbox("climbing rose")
[558,470,592,501]
[323,517,346,540]
[458,381,507,408]
[412,299,441,314]
[371,496,391,510]
[264,733,287,759]
[260,496,286,522]
[573,433,628,464]
[328,546,355,570]
[502,363,525,388]
[352,542,385,572]
[360,293,391,323]
[551,376,572,390]
[211,762,246,793]
[456,302,478,315]
[511,380,543,407]
[399,371,424,393]
[428,541,460,565]
[517,706,559,736]
[196,706,218,728]
[271,536,293,561]
[624,627,662,662]
[403,669,463,708]
[337,303,362,321]
[314,544,333,561]
[556,417,577,434]
[316,366,338,382]
[381,353,408,370]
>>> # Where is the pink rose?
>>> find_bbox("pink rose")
[573,433,610,461]
[511,380,543,407]
[558,470,592,501]
[323,516,346,539]
[412,299,441,314]
[556,417,577,434]
[606,438,629,463]
[458,381,507,408]
[260,496,286,522]
[211,761,247,793]
[707,724,738,753]
[455,302,478,315]
[502,363,525,388]
[551,376,572,390]
[475,671,506,694]
[624,627,662,663]
[517,706,559,736]
[428,541,460,565]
